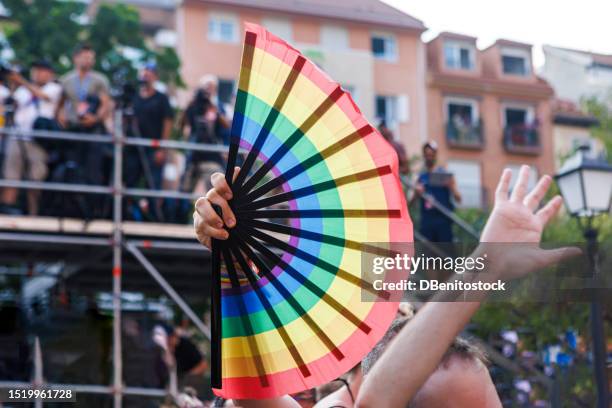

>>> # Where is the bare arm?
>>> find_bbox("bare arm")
[55,92,67,128]
[449,175,462,203]
[9,73,50,101]
[356,166,580,408]
[96,90,111,123]
[162,117,172,140]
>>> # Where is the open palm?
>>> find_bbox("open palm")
[481,165,561,243]
[479,165,580,280]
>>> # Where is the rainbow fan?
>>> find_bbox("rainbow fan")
[210,23,413,399]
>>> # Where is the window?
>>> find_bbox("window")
[371,34,397,61]
[501,48,530,76]
[445,97,478,125]
[447,160,482,208]
[262,17,292,42]
[503,105,534,127]
[218,79,235,105]
[587,62,612,84]
[208,13,238,43]
[321,25,349,50]
[376,95,398,128]
[443,41,475,70]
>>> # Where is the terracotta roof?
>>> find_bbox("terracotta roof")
[482,38,532,52]
[552,99,599,127]
[199,0,426,31]
[430,31,477,43]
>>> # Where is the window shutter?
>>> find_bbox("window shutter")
[397,94,410,123]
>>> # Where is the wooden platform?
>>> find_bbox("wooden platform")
[0,214,196,240]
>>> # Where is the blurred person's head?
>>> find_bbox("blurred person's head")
[378,120,393,142]
[362,313,498,407]
[73,43,96,72]
[140,63,158,87]
[198,74,218,97]
[30,60,55,86]
[191,88,212,112]
[163,325,180,349]
[422,141,438,170]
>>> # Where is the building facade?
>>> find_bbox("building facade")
[175,0,428,154]
[541,45,612,104]
[552,99,603,170]
[426,33,555,208]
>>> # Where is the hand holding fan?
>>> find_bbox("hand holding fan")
[210,23,413,399]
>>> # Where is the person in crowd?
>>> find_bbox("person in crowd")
[359,315,499,407]
[125,63,174,221]
[57,43,111,134]
[0,60,62,215]
[193,165,579,407]
[166,326,209,399]
[198,75,231,143]
[56,43,111,188]
[413,141,462,242]
[378,121,409,176]
[179,87,229,195]
[314,364,362,408]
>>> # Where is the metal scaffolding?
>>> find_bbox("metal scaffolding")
[0,115,218,407]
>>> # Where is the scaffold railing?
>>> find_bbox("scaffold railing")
[0,113,225,407]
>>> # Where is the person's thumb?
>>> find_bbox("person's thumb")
[539,246,583,268]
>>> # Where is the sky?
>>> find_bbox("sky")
[382,0,612,69]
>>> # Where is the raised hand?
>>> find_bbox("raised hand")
[479,165,581,280]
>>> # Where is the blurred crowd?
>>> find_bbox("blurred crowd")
[0,43,231,223]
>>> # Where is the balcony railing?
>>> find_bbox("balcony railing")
[503,123,541,155]
[446,119,484,149]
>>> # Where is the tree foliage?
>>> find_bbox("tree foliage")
[583,95,612,163]
[1,0,183,88]
[2,0,85,71]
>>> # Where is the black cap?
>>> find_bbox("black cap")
[31,60,54,72]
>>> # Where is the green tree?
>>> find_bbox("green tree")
[1,0,183,87]
[1,0,85,72]
[583,95,612,163]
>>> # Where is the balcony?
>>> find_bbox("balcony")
[503,123,541,155]
[446,119,484,149]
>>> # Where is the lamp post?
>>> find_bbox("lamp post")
[555,145,612,408]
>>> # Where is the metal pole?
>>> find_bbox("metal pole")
[402,176,480,240]
[0,232,110,246]
[584,227,609,408]
[112,112,124,408]
[33,337,42,408]
[0,179,112,194]
[125,242,211,340]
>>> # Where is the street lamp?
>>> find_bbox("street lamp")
[554,145,611,408]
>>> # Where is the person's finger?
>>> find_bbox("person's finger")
[523,175,552,212]
[536,195,563,225]
[538,246,583,268]
[232,166,240,183]
[194,197,223,229]
[510,165,530,203]
[495,168,512,202]
[210,172,232,200]
[193,211,227,244]
[206,189,236,228]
